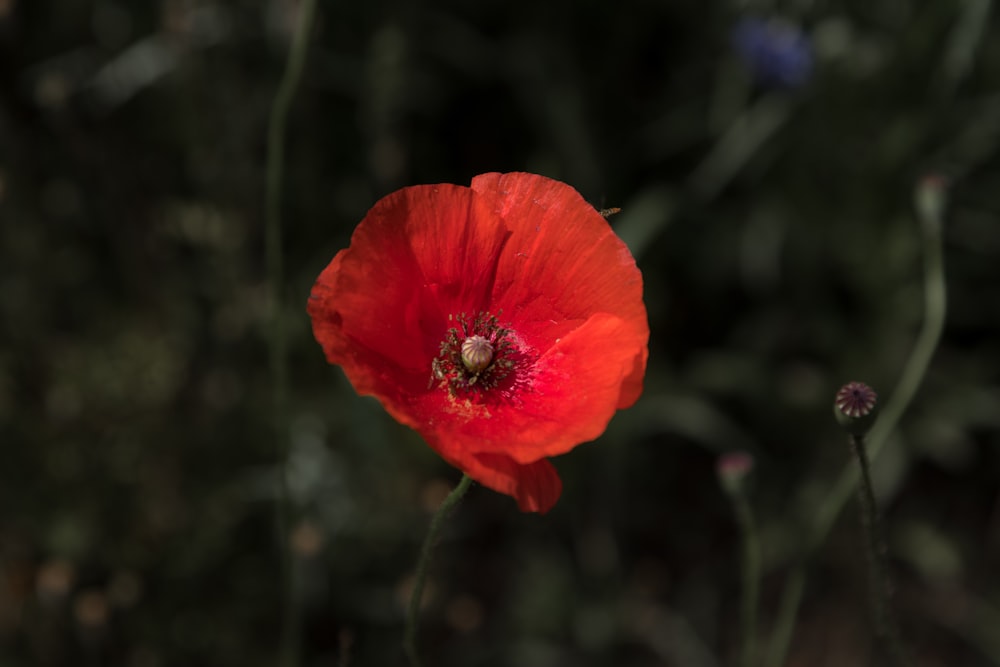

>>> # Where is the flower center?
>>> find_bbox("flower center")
[431,312,515,399]
[461,335,493,373]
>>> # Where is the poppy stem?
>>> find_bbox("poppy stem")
[765,177,947,667]
[848,434,911,666]
[265,1,317,666]
[733,490,761,667]
[718,453,760,667]
[405,474,474,667]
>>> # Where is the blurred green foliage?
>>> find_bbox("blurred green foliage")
[2,0,1000,666]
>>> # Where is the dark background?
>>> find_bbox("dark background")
[2,1,999,665]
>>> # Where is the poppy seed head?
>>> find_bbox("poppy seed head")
[461,335,494,373]
[431,312,516,399]
[834,381,878,436]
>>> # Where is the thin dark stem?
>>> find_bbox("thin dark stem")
[405,474,474,667]
[766,185,946,667]
[848,434,911,667]
[265,2,318,667]
[734,493,761,667]
[765,565,804,667]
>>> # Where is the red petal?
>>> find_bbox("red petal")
[617,343,649,409]
[471,172,648,365]
[414,312,645,465]
[308,173,648,513]
[450,452,563,513]
[307,183,509,419]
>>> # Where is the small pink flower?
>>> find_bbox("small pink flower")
[717,451,755,495]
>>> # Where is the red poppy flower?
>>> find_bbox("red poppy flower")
[308,172,648,513]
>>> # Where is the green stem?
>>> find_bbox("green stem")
[405,474,474,667]
[734,493,761,667]
[848,435,911,666]
[266,2,317,667]
[764,566,804,667]
[766,194,947,667]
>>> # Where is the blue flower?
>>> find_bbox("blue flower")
[732,17,813,89]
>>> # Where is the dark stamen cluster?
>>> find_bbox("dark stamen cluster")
[431,311,516,399]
